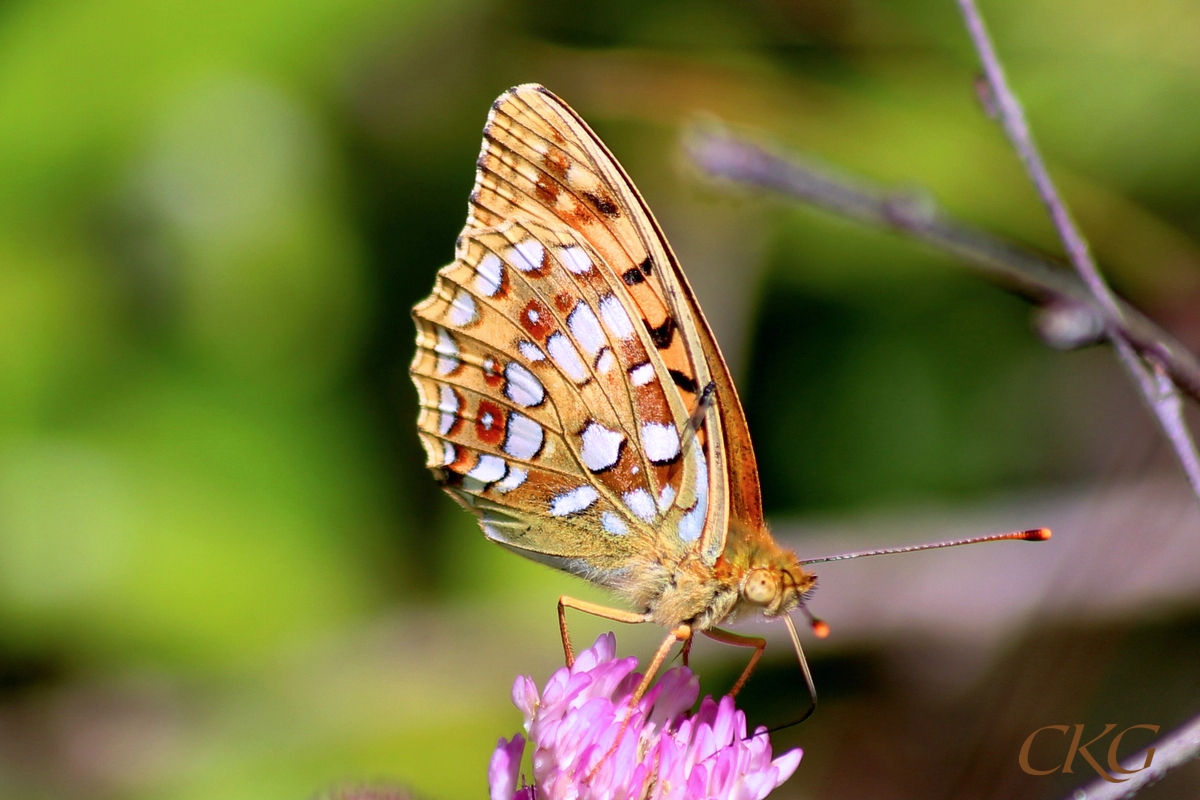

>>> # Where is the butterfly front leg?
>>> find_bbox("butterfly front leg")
[557,595,650,667]
[583,622,693,784]
[702,627,767,698]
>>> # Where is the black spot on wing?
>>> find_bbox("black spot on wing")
[639,257,652,276]
[646,317,675,349]
[583,190,620,218]
[668,369,698,394]
[622,267,645,286]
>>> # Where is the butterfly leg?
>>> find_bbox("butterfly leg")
[702,627,767,698]
[557,595,648,667]
[630,624,693,707]
[584,623,692,784]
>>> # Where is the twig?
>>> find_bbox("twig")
[1112,339,1200,500]
[1068,712,1200,800]
[684,129,1200,405]
[956,0,1121,321]
[954,0,1200,505]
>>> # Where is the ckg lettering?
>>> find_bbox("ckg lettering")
[1019,724,1159,782]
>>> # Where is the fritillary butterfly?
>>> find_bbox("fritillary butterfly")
[410,84,1050,711]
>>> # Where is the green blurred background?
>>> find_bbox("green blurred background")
[1,1,1198,798]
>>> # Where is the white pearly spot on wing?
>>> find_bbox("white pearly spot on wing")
[676,440,709,543]
[622,489,656,522]
[641,422,680,464]
[567,302,605,357]
[503,412,544,460]
[595,348,615,375]
[447,289,478,327]
[437,385,459,435]
[511,239,545,273]
[518,340,545,362]
[602,512,629,535]
[550,485,598,517]
[559,245,592,275]
[435,327,460,375]
[494,466,527,494]
[442,442,456,466]
[599,294,634,339]
[467,454,507,484]
[629,362,655,386]
[579,421,624,472]
[547,332,588,383]
[504,362,545,408]
[474,252,504,297]
[658,483,676,511]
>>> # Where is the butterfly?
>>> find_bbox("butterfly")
[410,84,1049,715]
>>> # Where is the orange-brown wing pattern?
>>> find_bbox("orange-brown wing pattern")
[412,84,761,582]
[471,84,727,555]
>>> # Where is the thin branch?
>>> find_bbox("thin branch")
[1112,339,1200,500]
[956,0,1123,322]
[1068,713,1200,800]
[684,129,1200,405]
[954,0,1200,505]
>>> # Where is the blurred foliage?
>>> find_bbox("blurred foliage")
[0,0,1197,798]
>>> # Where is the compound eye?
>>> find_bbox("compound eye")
[744,569,778,605]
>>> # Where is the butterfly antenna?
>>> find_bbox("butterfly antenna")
[797,527,1051,566]
[798,602,830,640]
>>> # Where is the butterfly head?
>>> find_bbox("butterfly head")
[737,552,815,620]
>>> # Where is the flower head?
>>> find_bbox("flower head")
[489,633,802,800]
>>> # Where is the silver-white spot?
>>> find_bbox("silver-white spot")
[550,485,598,517]
[468,454,507,484]
[641,422,680,464]
[595,348,615,375]
[435,327,460,375]
[511,239,545,273]
[503,412,545,460]
[658,483,676,511]
[567,302,605,357]
[629,363,655,386]
[447,289,478,327]
[547,332,588,383]
[602,512,629,535]
[599,294,634,339]
[504,362,545,408]
[481,511,512,542]
[437,385,459,435]
[622,489,656,522]
[676,441,709,543]
[442,442,457,466]
[494,466,528,494]
[475,252,504,297]
[518,340,545,362]
[579,421,624,472]
[559,245,592,275]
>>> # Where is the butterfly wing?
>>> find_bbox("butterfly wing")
[411,84,763,590]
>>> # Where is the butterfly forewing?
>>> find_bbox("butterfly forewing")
[413,84,762,583]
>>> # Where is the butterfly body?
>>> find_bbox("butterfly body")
[411,84,813,657]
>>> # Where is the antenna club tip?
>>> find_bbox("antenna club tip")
[1024,528,1052,541]
[811,620,830,639]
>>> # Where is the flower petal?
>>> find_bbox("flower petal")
[488,734,525,800]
